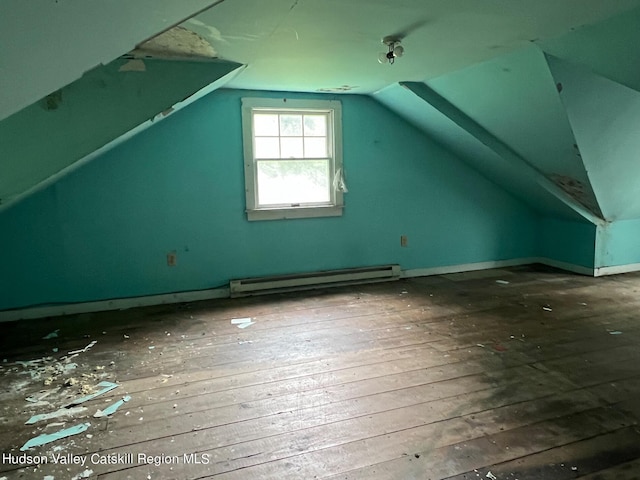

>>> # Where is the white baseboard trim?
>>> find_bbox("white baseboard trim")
[401,257,539,278]
[538,257,594,276]
[0,256,603,322]
[0,287,230,323]
[403,257,596,278]
[594,262,640,277]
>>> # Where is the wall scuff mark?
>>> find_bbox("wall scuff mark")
[44,90,63,111]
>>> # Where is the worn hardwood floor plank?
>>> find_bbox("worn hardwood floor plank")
[1,265,640,480]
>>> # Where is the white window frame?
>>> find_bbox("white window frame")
[241,97,344,221]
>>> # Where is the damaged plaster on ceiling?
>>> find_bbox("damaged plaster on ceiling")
[129,26,218,60]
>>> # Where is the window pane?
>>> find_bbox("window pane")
[254,114,279,136]
[304,115,327,136]
[304,137,327,158]
[280,115,302,136]
[281,137,304,158]
[257,160,330,205]
[254,137,280,159]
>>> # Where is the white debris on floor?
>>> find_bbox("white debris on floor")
[231,317,255,329]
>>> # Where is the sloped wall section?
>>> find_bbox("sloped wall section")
[547,55,640,221]
[0,0,228,121]
[0,58,243,210]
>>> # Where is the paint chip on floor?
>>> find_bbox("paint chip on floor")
[231,317,252,324]
[609,330,623,335]
[25,406,87,425]
[25,388,58,403]
[495,280,510,285]
[94,395,131,418]
[231,318,255,329]
[62,381,119,408]
[20,422,90,451]
[42,329,60,340]
[68,340,97,355]
[71,469,93,480]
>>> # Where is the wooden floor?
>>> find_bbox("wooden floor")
[2,265,640,479]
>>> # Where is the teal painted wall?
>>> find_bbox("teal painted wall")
[539,217,596,269]
[595,220,640,268]
[0,89,538,311]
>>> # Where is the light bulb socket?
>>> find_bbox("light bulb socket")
[379,36,404,64]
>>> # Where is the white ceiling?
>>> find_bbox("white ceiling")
[187,0,640,94]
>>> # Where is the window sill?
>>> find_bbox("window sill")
[246,205,343,221]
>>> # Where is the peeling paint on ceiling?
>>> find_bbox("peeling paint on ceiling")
[316,85,359,92]
[131,26,217,60]
[5,0,640,225]
[549,174,600,215]
[0,0,229,121]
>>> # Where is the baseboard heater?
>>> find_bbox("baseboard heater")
[230,264,401,297]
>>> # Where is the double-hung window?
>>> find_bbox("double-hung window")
[241,98,344,221]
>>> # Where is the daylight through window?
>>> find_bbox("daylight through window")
[242,98,344,221]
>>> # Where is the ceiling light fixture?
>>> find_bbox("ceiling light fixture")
[378,36,404,65]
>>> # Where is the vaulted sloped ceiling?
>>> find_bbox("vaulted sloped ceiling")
[373,81,584,220]
[4,0,640,222]
[0,0,228,122]
[548,56,640,220]
[373,5,640,225]
[541,7,640,94]
[0,58,243,209]
[373,46,603,222]
[0,0,243,211]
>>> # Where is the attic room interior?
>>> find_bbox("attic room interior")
[3,0,640,478]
